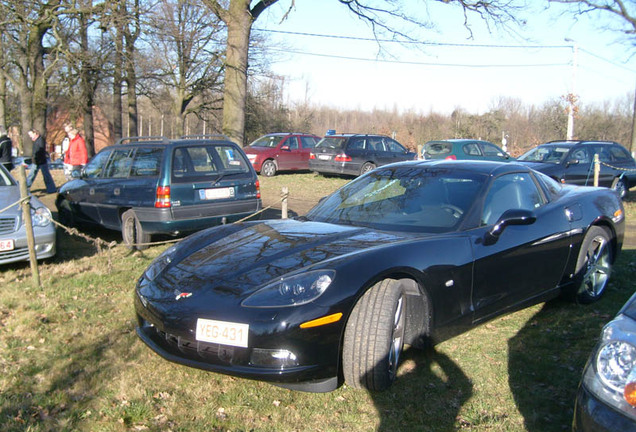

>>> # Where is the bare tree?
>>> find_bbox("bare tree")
[145,0,224,137]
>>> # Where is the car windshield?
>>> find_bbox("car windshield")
[518,146,570,163]
[306,165,486,233]
[315,137,347,150]
[249,136,281,148]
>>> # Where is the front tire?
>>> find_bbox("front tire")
[343,279,406,391]
[122,209,150,251]
[611,177,629,200]
[261,160,277,177]
[573,226,612,304]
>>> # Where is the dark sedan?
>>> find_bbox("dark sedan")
[308,133,416,176]
[573,291,636,431]
[517,140,636,199]
[135,160,624,392]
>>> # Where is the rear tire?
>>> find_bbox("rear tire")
[261,160,277,177]
[360,162,376,176]
[343,279,406,391]
[122,209,150,251]
[573,226,612,304]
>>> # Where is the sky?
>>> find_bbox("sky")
[254,1,636,115]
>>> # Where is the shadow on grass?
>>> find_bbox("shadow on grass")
[508,250,636,431]
[370,347,473,432]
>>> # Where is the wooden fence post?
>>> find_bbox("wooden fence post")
[593,153,600,187]
[281,187,288,219]
[17,165,41,288]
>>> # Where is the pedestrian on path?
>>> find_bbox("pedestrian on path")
[26,129,57,193]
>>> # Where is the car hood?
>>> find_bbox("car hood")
[620,291,636,321]
[143,219,415,300]
[0,185,38,217]
[243,146,273,155]
[517,160,561,171]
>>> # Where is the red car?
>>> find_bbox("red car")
[244,133,320,176]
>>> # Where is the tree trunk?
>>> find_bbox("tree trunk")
[222,0,253,146]
[79,11,95,157]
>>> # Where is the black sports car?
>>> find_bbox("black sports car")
[134,160,625,392]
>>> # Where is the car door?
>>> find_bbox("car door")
[592,144,622,188]
[277,136,301,170]
[561,146,595,186]
[73,149,113,224]
[470,172,572,323]
[97,148,136,229]
[298,136,318,170]
[380,138,410,165]
[480,142,509,161]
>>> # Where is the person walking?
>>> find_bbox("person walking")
[26,128,57,193]
[0,126,12,172]
[63,123,88,177]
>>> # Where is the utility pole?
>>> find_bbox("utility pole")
[631,84,636,157]
[565,39,578,140]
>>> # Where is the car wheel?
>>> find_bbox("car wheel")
[261,160,277,177]
[343,279,406,391]
[122,209,150,251]
[574,226,612,304]
[360,162,376,176]
[611,177,629,200]
[57,199,75,227]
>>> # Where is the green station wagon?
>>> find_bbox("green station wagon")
[56,136,261,249]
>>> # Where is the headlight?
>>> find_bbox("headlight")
[143,245,177,281]
[242,270,335,308]
[31,206,52,227]
[582,314,636,421]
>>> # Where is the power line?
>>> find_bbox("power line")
[267,47,570,68]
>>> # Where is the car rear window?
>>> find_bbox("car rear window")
[424,142,452,156]
[171,145,251,181]
[316,137,347,150]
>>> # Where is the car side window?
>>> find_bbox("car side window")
[285,137,299,150]
[385,139,406,154]
[104,149,135,178]
[368,137,385,151]
[608,145,631,162]
[131,148,163,177]
[482,143,504,157]
[83,149,113,179]
[569,147,591,164]
[300,136,317,149]
[482,173,544,226]
[348,138,365,150]
[464,143,482,156]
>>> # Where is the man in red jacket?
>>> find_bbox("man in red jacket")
[63,123,88,177]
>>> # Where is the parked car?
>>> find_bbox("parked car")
[421,139,512,161]
[517,140,636,199]
[134,160,624,393]
[0,163,56,264]
[308,133,416,177]
[56,136,261,250]
[244,133,320,177]
[573,291,636,431]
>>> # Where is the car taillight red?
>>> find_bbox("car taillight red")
[309,152,316,160]
[445,155,457,160]
[334,153,352,162]
[256,180,261,199]
[155,186,171,208]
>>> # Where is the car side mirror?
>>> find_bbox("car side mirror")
[566,159,579,166]
[281,145,290,151]
[484,209,536,245]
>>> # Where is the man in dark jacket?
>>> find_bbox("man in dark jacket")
[0,126,12,172]
[26,128,56,193]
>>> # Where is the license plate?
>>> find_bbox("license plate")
[0,239,14,251]
[318,154,331,160]
[199,187,235,200]
[196,318,249,348]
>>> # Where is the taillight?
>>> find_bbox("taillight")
[155,186,171,208]
[309,152,316,160]
[334,153,352,162]
[255,180,261,199]
[445,155,457,160]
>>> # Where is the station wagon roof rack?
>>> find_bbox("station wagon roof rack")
[116,136,170,145]
[180,134,231,141]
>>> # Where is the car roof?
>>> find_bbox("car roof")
[426,139,494,144]
[321,133,388,138]
[265,132,317,137]
[113,135,239,148]
[394,159,530,176]
[541,140,619,147]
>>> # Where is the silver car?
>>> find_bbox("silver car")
[0,164,56,264]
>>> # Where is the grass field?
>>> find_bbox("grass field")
[0,170,634,431]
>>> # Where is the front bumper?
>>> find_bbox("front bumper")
[573,383,636,432]
[0,226,56,265]
[134,292,341,392]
